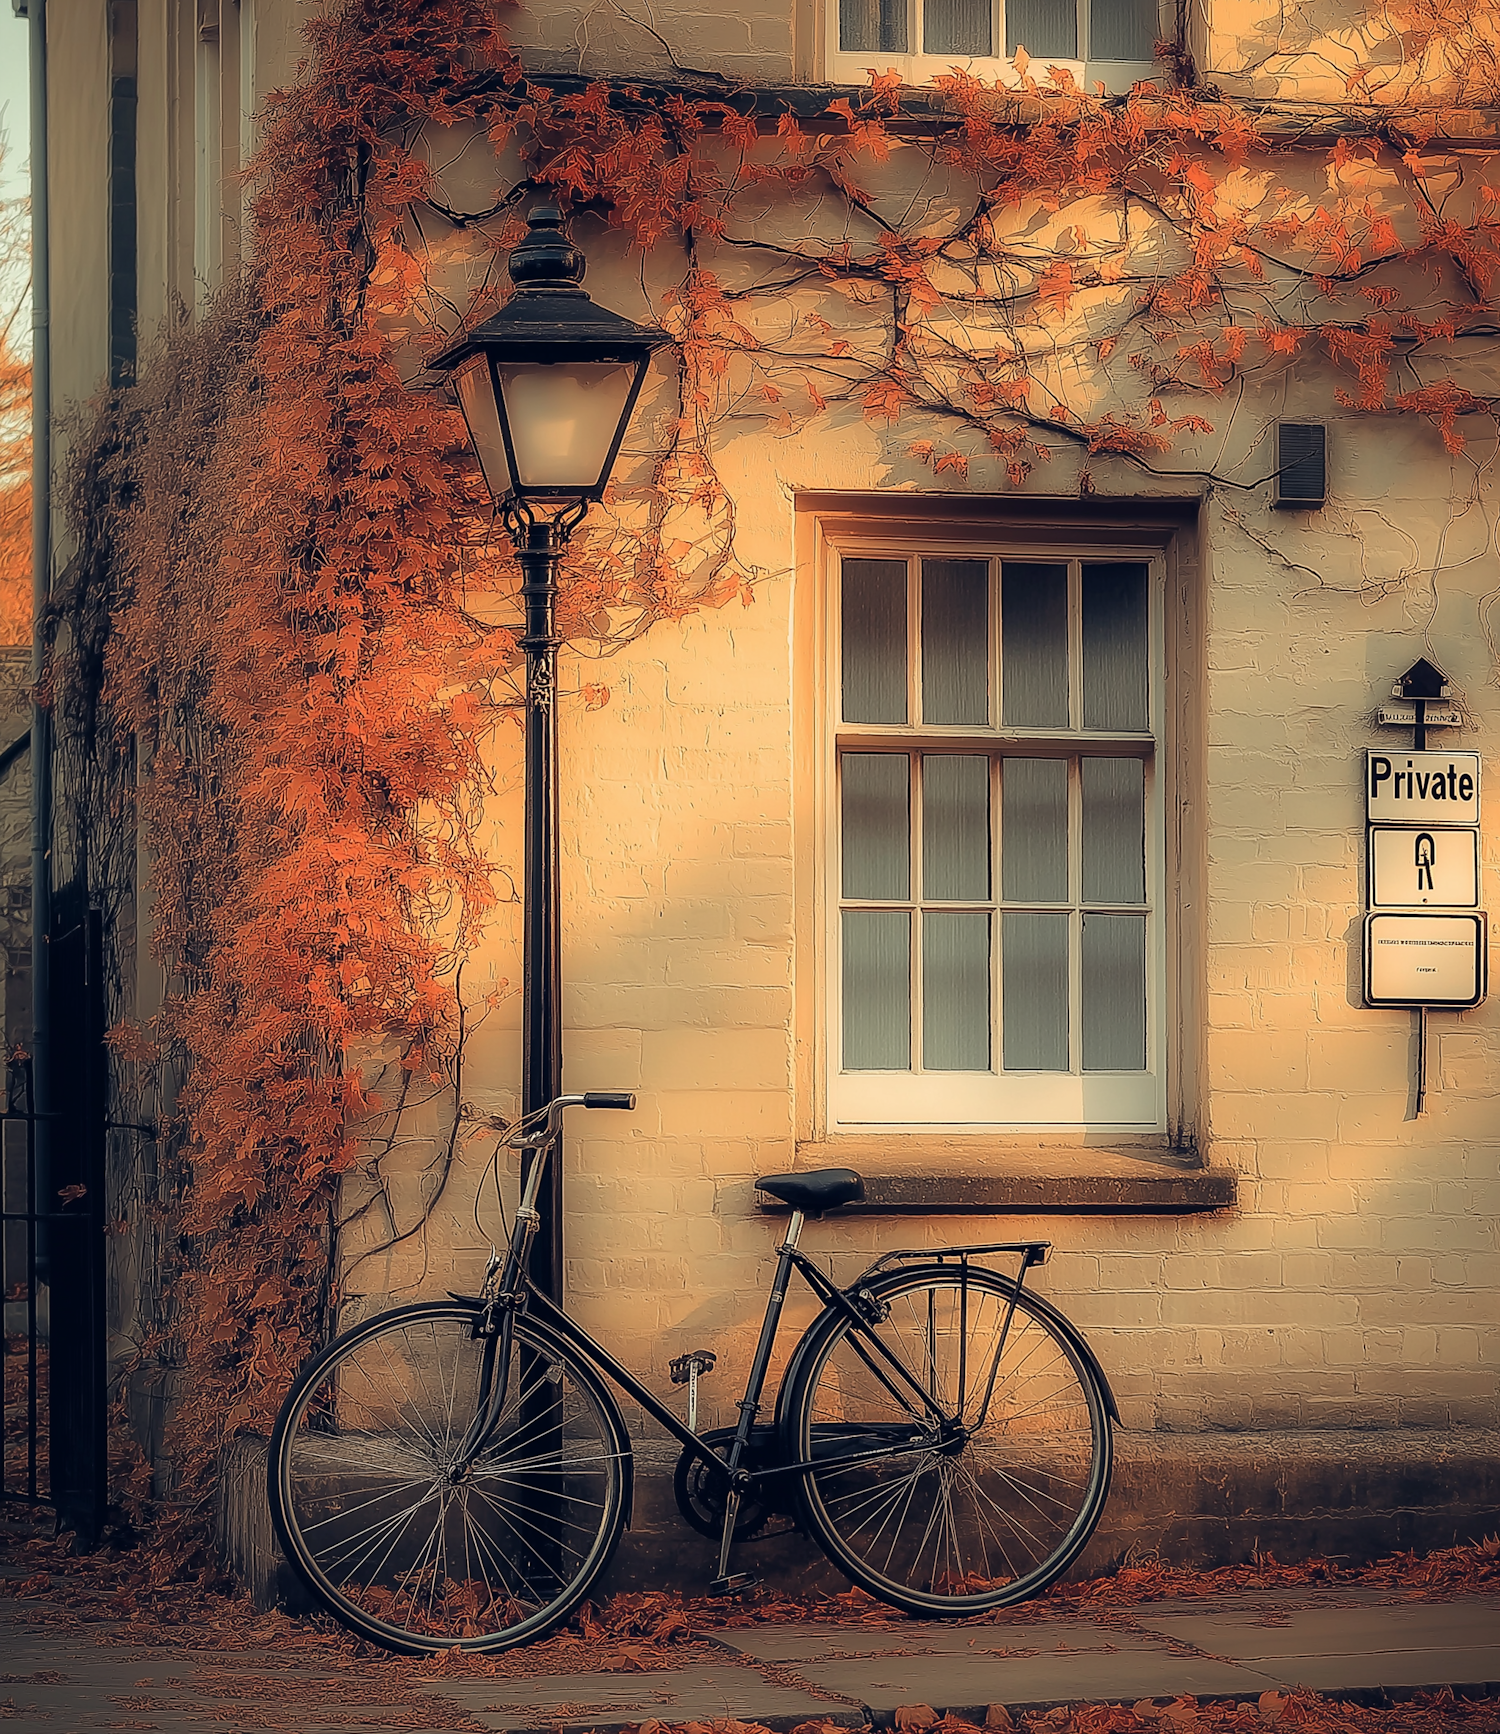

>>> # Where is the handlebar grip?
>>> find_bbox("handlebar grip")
[583,1091,636,1110]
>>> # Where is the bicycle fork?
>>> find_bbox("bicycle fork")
[709,1208,807,1594]
[453,1137,557,1472]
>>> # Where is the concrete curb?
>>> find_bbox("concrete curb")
[458,1684,1500,1734]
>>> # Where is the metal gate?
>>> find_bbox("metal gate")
[1,905,107,1544]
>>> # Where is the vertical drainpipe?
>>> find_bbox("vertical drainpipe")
[28,0,52,1185]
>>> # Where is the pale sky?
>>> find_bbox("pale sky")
[0,9,30,206]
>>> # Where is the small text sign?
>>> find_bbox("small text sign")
[1363,912,1487,1008]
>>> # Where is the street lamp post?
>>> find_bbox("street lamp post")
[430,207,668,1304]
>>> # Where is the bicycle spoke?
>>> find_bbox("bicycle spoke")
[878,1467,928,1579]
[953,1472,1014,1582]
[957,1460,1054,1558]
[296,1473,438,1540]
[389,1500,448,1623]
[823,1461,928,1536]
[341,1483,436,1595]
[464,1479,596,1569]
[462,1483,585,1597]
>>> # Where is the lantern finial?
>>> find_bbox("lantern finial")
[508,206,588,296]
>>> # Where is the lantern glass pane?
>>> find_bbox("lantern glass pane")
[454,357,512,501]
[497,361,637,493]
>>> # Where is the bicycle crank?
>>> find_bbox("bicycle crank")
[672,1425,794,1542]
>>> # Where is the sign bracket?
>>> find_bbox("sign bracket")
[1362,659,1484,1120]
[1410,675,1427,1116]
[1403,664,1447,1116]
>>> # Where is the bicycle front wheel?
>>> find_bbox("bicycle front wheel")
[783,1265,1112,1616]
[268,1301,630,1653]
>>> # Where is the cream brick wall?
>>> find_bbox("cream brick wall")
[506,0,798,82]
[40,0,1500,1447]
[349,209,1500,1439]
[1201,0,1492,104]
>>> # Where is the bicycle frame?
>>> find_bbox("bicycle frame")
[457,1102,1051,1589]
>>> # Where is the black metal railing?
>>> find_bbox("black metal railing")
[2,906,108,1543]
[1,1056,45,1506]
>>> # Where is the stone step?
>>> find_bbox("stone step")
[218,1425,1500,1612]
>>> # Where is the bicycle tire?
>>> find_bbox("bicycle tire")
[268,1300,630,1654]
[781,1263,1112,1616]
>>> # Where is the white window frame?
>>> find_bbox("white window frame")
[824,0,1164,95]
[821,531,1169,1135]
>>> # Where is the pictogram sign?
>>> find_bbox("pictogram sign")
[1368,825,1480,909]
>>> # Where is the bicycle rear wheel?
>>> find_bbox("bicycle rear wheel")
[782,1264,1112,1616]
[268,1301,629,1653]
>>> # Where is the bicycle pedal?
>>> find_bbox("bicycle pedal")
[708,1572,762,1596]
[669,1350,717,1384]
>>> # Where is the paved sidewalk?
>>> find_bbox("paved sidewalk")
[2,1581,1497,1733]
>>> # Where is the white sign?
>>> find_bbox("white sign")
[1363,912,1487,1008]
[1366,751,1480,825]
[1377,703,1462,728]
[1368,825,1480,908]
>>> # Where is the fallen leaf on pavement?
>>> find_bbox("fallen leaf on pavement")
[894,1705,938,1731]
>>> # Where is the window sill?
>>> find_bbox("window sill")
[825,54,1157,98]
[766,1139,1235,1214]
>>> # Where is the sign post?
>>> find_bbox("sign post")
[1362,661,1486,1115]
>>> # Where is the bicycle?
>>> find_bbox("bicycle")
[267,1093,1118,1654]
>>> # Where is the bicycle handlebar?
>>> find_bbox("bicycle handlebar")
[509,1091,636,1149]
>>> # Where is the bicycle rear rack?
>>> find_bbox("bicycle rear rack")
[858,1240,1050,1280]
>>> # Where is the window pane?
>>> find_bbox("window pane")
[842,557,908,724]
[1082,913,1146,1069]
[842,753,910,900]
[925,0,992,54]
[921,558,989,724]
[1082,756,1145,903]
[1082,562,1148,730]
[924,912,991,1070]
[1090,0,1156,58]
[844,911,911,1069]
[1002,912,1068,1069]
[923,755,990,901]
[1006,0,1078,58]
[840,0,909,51]
[1000,757,1068,902]
[1001,562,1068,727]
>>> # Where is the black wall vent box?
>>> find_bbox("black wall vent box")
[1274,422,1327,507]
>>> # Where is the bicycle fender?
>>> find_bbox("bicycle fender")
[777,1264,1120,1429]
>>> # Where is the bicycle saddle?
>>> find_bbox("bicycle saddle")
[755,1168,865,1215]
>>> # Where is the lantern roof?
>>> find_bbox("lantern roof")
[429,206,671,371]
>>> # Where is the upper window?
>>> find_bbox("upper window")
[826,545,1166,1132]
[830,0,1161,90]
